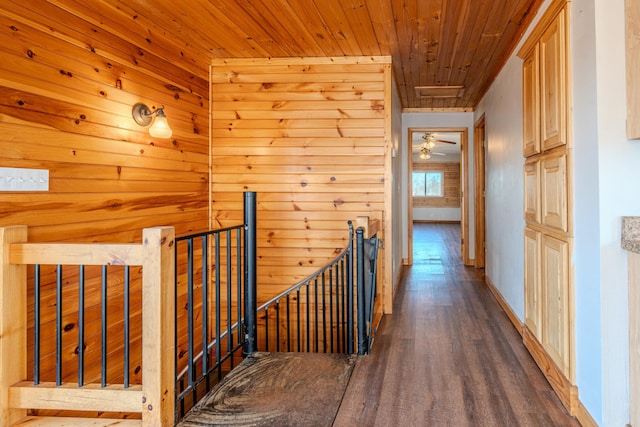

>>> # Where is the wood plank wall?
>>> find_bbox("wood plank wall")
[0,1,209,403]
[210,57,391,305]
[412,162,460,208]
[0,3,210,243]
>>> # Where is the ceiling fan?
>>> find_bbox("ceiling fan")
[412,132,457,160]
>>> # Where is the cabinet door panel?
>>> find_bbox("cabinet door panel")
[540,10,566,150]
[524,159,540,223]
[523,45,540,157]
[541,235,569,374]
[525,228,542,339]
[541,153,567,232]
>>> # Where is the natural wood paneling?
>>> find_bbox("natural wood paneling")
[28,0,546,110]
[211,57,390,304]
[0,4,209,242]
[626,0,640,139]
[0,2,209,405]
[412,162,460,208]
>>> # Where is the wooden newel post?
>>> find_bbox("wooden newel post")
[0,226,28,426]
[141,227,176,426]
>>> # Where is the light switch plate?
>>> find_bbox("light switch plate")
[0,167,49,191]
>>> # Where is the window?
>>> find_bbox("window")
[412,171,443,197]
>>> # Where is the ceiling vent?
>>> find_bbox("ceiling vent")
[414,85,465,98]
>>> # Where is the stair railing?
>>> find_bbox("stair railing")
[173,192,256,422]
[0,225,175,426]
[252,218,381,356]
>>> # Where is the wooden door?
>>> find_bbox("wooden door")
[524,159,541,223]
[524,228,542,339]
[540,10,567,151]
[523,45,540,157]
[541,151,567,232]
[541,234,570,375]
[460,132,469,265]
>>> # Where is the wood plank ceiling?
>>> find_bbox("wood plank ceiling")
[55,0,543,110]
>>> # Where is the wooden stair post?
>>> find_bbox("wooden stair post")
[0,226,28,426]
[141,227,176,426]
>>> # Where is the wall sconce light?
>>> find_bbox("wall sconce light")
[132,103,173,138]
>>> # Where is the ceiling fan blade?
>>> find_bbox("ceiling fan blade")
[434,139,457,144]
[431,152,447,156]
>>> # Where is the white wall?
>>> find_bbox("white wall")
[571,0,603,422]
[413,207,460,222]
[474,54,526,320]
[401,112,475,261]
[591,0,640,424]
[474,0,640,424]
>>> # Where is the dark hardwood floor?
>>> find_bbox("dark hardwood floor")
[333,223,580,427]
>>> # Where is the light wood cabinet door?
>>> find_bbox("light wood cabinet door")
[541,234,570,375]
[540,10,566,151]
[524,159,540,223]
[523,45,540,157]
[541,152,567,232]
[524,228,542,339]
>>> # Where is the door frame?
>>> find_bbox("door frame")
[474,114,486,269]
[408,127,470,265]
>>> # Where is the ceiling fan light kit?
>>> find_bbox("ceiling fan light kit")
[414,132,457,160]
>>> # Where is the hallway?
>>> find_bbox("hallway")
[333,223,580,426]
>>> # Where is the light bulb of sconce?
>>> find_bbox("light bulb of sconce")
[148,108,173,138]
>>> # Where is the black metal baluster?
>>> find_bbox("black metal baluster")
[124,265,130,388]
[322,272,327,353]
[286,295,291,352]
[314,278,319,352]
[306,283,310,352]
[329,266,334,353]
[187,238,195,395]
[236,228,242,351]
[296,289,301,352]
[101,265,107,387]
[356,227,367,355]
[338,258,347,353]
[275,300,280,352]
[56,265,62,386]
[78,265,85,386]
[34,264,40,385]
[174,241,180,422]
[347,222,354,354]
[263,306,269,351]
[201,235,209,391]
[215,233,221,380]
[226,230,232,365]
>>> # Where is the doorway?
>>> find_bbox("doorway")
[408,127,469,265]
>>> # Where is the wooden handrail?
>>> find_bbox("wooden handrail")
[0,226,175,427]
